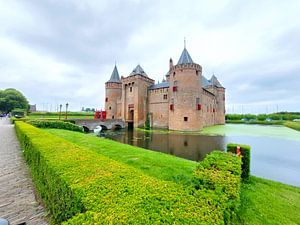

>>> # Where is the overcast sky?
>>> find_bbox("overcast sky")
[0,0,299,113]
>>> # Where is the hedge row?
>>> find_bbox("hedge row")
[16,122,233,224]
[193,151,242,223]
[227,143,251,180]
[27,120,83,132]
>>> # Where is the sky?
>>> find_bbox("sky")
[0,0,299,114]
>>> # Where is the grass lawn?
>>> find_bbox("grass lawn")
[285,121,300,132]
[46,129,300,224]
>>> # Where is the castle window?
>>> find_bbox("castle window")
[196,70,199,75]
[109,106,111,110]
[112,115,114,119]
[163,94,168,100]
[173,72,176,76]
[105,97,108,102]
[130,87,133,92]
[184,117,188,122]
[170,104,174,111]
[196,98,201,110]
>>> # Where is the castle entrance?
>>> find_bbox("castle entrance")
[127,104,134,129]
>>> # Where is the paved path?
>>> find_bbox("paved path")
[0,118,48,225]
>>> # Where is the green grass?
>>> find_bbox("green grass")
[285,121,300,132]
[46,129,198,186]
[233,176,300,225]
[45,129,300,224]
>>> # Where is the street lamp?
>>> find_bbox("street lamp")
[59,104,62,120]
[65,103,69,120]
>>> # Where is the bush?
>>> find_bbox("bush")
[227,144,251,180]
[193,151,242,223]
[16,122,228,224]
[27,120,83,132]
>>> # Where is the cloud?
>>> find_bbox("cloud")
[0,0,299,113]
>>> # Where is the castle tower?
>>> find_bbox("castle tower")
[105,65,122,119]
[121,65,154,128]
[168,46,203,131]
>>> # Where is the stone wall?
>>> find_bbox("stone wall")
[148,87,169,128]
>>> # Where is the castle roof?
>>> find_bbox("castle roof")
[202,75,224,88]
[130,64,148,77]
[149,81,169,90]
[177,48,194,65]
[107,65,121,83]
[210,75,224,88]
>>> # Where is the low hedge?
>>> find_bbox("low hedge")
[193,151,242,223]
[16,122,230,224]
[27,120,83,132]
[227,144,251,180]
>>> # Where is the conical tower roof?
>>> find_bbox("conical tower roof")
[177,48,194,65]
[107,65,121,83]
[210,75,224,88]
[130,64,148,77]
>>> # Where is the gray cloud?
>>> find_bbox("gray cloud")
[0,0,299,113]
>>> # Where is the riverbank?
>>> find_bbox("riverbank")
[46,129,300,224]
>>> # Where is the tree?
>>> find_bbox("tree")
[0,88,29,113]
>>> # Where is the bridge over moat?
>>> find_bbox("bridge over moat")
[70,119,125,132]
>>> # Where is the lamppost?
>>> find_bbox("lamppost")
[65,103,69,120]
[59,104,62,120]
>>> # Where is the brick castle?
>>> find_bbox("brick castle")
[104,46,225,131]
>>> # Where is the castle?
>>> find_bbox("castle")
[104,46,225,131]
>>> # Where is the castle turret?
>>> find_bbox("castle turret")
[168,47,203,131]
[105,65,122,119]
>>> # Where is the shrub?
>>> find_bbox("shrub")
[16,122,227,224]
[285,121,300,132]
[193,151,242,223]
[227,144,251,180]
[27,120,83,132]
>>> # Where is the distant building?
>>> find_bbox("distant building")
[104,46,225,131]
[29,104,37,112]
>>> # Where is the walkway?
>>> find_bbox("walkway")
[0,118,48,225]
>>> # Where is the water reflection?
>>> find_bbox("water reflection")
[104,129,227,161]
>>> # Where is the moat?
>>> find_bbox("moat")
[103,124,300,187]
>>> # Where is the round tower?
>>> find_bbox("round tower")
[168,47,203,131]
[105,65,122,120]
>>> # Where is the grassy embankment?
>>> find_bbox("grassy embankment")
[46,129,300,225]
[285,121,300,132]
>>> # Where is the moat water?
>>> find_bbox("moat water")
[103,124,300,187]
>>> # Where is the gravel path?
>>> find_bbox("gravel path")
[0,118,48,225]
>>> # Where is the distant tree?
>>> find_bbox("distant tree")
[0,88,29,113]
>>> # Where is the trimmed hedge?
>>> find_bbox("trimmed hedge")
[27,120,83,132]
[16,122,231,224]
[193,151,242,223]
[227,143,251,180]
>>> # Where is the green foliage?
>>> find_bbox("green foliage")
[193,151,242,223]
[284,121,300,132]
[144,113,151,130]
[227,144,251,180]
[233,176,300,225]
[226,113,300,122]
[226,120,284,125]
[0,88,29,113]
[16,122,231,224]
[27,120,83,132]
[15,122,85,223]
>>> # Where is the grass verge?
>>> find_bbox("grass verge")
[285,121,300,132]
